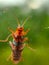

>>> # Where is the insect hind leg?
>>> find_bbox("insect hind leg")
[7,53,12,61]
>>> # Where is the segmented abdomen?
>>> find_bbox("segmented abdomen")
[12,44,24,61]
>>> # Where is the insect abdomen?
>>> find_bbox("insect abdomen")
[13,49,22,61]
[12,43,24,62]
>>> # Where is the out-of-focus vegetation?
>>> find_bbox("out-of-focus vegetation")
[0,7,49,65]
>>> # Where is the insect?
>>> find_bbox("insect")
[0,17,35,64]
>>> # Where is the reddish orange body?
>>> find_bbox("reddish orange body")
[0,17,31,64]
[9,26,29,64]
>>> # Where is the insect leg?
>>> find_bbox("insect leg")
[7,52,12,61]
[24,28,30,35]
[26,44,36,52]
[7,55,11,61]
[8,27,14,33]
[23,37,28,42]
[9,41,14,49]
[0,34,12,42]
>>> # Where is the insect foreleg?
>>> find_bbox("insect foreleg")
[8,27,14,33]
[24,28,30,35]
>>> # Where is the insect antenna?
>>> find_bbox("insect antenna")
[16,17,20,27]
[21,16,30,27]
[12,12,20,27]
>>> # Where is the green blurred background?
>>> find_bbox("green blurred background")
[0,6,49,65]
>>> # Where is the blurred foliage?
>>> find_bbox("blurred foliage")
[0,7,49,65]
